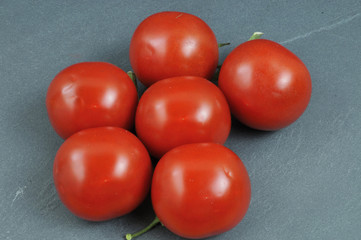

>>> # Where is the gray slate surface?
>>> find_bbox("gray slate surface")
[1,1,361,239]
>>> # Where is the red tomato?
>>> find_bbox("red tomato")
[46,62,138,139]
[218,39,312,130]
[151,143,251,239]
[53,127,152,221]
[135,76,231,159]
[129,11,218,87]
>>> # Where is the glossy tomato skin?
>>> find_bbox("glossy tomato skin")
[135,76,231,159]
[129,11,218,87]
[46,62,138,139]
[53,127,152,221]
[218,39,312,130]
[152,143,251,239]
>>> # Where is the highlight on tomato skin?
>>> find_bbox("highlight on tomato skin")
[135,76,231,159]
[151,143,251,239]
[218,39,312,131]
[129,11,219,87]
[46,62,138,139]
[53,127,153,221]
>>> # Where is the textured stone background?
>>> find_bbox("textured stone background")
[1,1,360,239]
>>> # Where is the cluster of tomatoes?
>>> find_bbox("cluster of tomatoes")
[46,11,312,239]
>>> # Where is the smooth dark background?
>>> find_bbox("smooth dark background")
[1,1,360,239]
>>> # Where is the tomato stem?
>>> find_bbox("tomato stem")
[218,42,230,48]
[125,216,161,240]
[248,32,264,41]
[127,71,138,90]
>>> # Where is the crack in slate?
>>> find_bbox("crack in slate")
[281,12,361,45]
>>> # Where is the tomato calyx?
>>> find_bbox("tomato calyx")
[125,216,161,240]
[211,65,222,83]
[218,42,230,48]
[127,71,138,91]
[218,31,263,49]
[248,31,264,41]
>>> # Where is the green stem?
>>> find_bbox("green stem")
[125,217,161,240]
[248,32,264,41]
[127,71,138,90]
[218,42,230,48]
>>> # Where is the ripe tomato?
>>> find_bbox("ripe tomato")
[46,62,138,139]
[151,143,251,239]
[218,39,312,130]
[53,127,152,221]
[129,11,218,87]
[135,76,231,159]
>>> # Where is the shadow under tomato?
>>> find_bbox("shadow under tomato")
[228,116,276,140]
[114,194,157,237]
